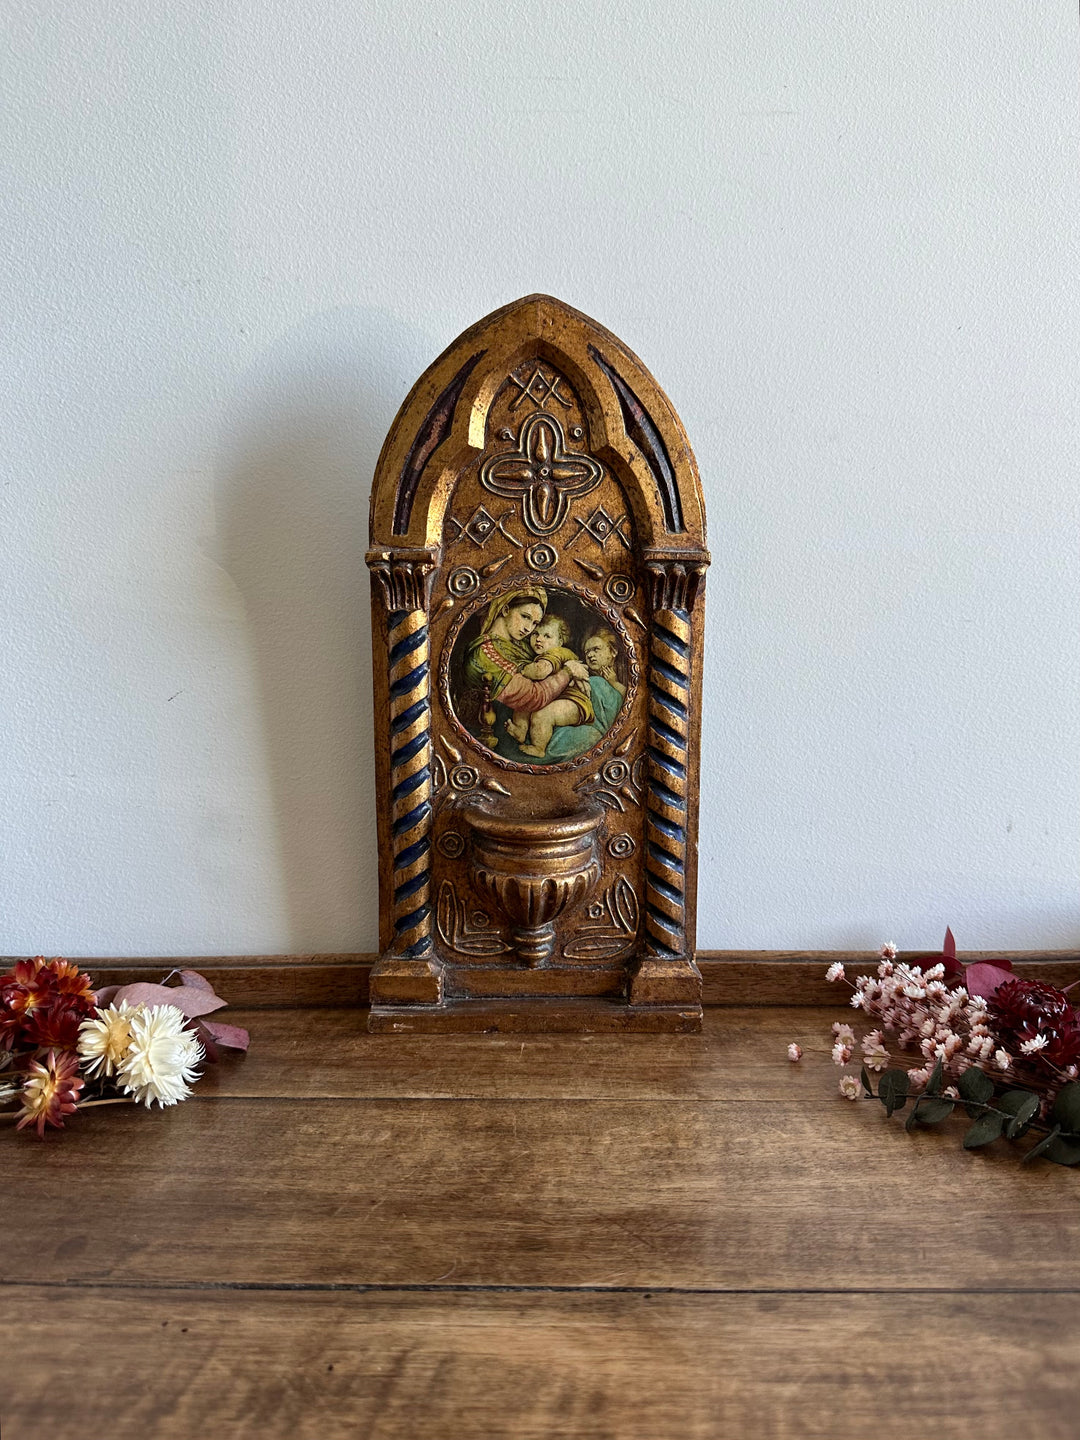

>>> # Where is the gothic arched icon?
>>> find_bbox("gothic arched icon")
[366,295,709,1033]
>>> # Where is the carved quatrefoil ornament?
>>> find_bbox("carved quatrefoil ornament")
[480,412,603,537]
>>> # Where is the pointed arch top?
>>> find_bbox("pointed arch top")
[369,294,708,556]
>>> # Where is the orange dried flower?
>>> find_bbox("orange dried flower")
[46,960,96,1007]
[16,1049,84,1137]
[1,958,96,1052]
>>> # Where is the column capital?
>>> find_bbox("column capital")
[642,549,709,613]
[366,546,440,612]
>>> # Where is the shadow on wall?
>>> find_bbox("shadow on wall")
[215,307,435,952]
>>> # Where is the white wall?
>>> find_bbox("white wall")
[3,1,1078,955]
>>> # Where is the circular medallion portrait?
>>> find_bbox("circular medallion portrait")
[441,581,635,769]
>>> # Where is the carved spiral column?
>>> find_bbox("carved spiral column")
[632,553,707,1004]
[367,548,442,1000]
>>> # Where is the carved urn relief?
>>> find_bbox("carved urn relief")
[466,799,605,968]
[366,295,709,1032]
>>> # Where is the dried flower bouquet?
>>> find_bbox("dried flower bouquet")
[1,957,248,1137]
[793,931,1080,1166]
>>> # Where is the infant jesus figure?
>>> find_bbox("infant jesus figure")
[506,615,594,758]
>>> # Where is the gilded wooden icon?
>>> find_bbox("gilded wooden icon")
[367,295,709,1032]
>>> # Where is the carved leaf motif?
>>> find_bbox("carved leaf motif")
[436,880,510,957]
[574,558,604,581]
[574,753,643,812]
[563,877,640,960]
[431,754,448,792]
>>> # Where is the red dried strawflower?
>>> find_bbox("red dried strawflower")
[15,1048,85,1137]
[23,999,88,1051]
[0,957,96,1052]
[989,978,1080,1069]
[1,959,55,1049]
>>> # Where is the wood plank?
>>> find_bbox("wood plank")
[195,1006,844,1101]
[22,951,1079,1008]
[368,996,703,1033]
[6,1091,1080,1292]
[4,1285,1075,1440]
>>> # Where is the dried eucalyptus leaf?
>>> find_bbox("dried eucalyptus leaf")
[915,1097,954,1125]
[1043,1135,1080,1167]
[958,1066,994,1107]
[878,1069,909,1117]
[997,1090,1040,1140]
[860,1066,873,1097]
[1050,1082,1080,1135]
[963,1111,1005,1149]
[1022,1126,1062,1163]
[925,1057,945,1097]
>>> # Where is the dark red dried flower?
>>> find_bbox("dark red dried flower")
[989,979,1080,1069]
[22,999,87,1051]
[0,957,96,1052]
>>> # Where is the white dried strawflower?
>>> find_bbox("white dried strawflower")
[838,1075,861,1100]
[1020,1034,1049,1056]
[78,1000,141,1079]
[117,1004,203,1107]
[862,1044,890,1073]
[826,962,846,983]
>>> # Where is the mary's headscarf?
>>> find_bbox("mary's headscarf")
[480,586,547,636]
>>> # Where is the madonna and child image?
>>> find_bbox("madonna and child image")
[446,585,629,766]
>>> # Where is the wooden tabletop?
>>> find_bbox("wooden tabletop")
[5,1007,1077,1438]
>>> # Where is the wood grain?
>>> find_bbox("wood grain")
[5,1002,1079,1436]
[7,1093,1080,1292]
[5,1286,1076,1440]
[192,1006,858,1100]
[18,951,1080,1008]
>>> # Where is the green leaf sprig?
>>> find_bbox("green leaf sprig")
[859,1059,1080,1166]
